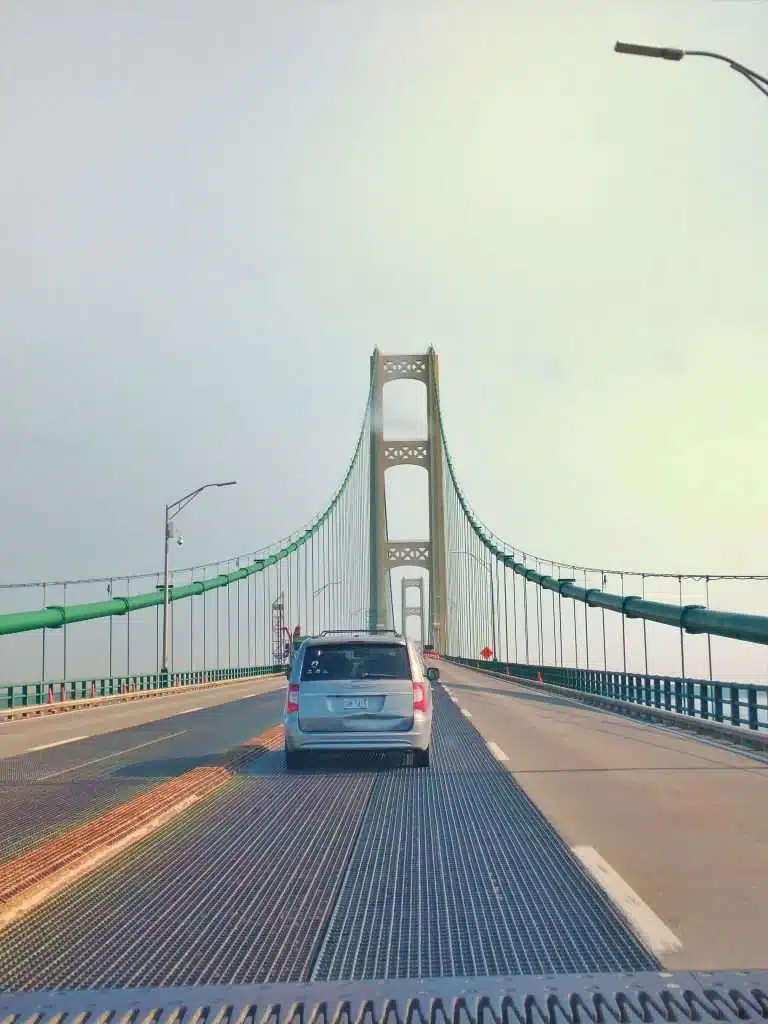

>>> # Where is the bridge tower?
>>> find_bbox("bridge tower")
[400,577,426,649]
[368,348,449,652]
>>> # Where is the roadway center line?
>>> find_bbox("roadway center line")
[487,741,509,762]
[37,731,188,781]
[572,845,683,958]
[27,736,87,753]
[176,707,204,715]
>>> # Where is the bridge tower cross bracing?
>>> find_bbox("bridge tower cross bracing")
[368,347,449,651]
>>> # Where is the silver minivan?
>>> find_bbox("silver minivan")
[283,630,438,769]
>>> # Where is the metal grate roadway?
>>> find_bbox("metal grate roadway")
[0,780,151,862]
[311,687,659,980]
[1,689,659,992]
[0,752,377,992]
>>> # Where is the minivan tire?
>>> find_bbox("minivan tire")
[285,748,303,771]
[413,746,430,768]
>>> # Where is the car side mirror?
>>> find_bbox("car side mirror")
[426,666,439,682]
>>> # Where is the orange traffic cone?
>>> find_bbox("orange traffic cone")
[47,685,53,704]
[536,671,544,685]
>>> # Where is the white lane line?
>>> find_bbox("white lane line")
[487,741,509,762]
[38,731,187,781]
[572,846,683,957]
[461,708,473,719]
[176,706,204,715]
[27,736,87,753]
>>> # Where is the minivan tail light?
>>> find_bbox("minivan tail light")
[287,684,300,714]
[412,682,427,713]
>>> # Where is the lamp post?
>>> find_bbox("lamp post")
[161,481,237,676]
[451,549,497,658]
[614,41,768,98]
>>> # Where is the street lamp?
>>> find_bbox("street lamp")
[450,549,497,657]
[313,581,341,599]
[161,480,237,675]
[614,41,768,98]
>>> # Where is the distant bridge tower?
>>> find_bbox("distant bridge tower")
[400,577,426,649]
[368,348,449,652]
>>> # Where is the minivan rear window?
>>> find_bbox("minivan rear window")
[300,642,411,682]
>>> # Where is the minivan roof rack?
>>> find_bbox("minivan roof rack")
[318,628,401,637]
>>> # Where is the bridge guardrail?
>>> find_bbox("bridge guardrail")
[446,657,768,735]
[0,664,283,716]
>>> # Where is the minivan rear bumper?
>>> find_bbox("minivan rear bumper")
[284,712,431,753]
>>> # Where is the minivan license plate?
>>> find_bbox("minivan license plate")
[343,697,369,710]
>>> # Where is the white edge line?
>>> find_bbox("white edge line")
[176,706,204,715]
[461,708,473,718]
[572,845,683,957]
[487,741,509,762]
[27,735,87,753]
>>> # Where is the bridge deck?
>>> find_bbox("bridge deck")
[0,664,765,994]
[0,680,285,862]
[446,663,768,972]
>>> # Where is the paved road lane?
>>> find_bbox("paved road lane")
[0,675,284,758]
[440,662,768,971]
[0,688,285,861]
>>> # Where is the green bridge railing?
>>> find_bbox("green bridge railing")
[446,656,768,734]
[0,664,282,713]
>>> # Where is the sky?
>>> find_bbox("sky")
[2,0,767,608]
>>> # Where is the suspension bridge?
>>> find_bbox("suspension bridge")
[0,349,767,1020]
